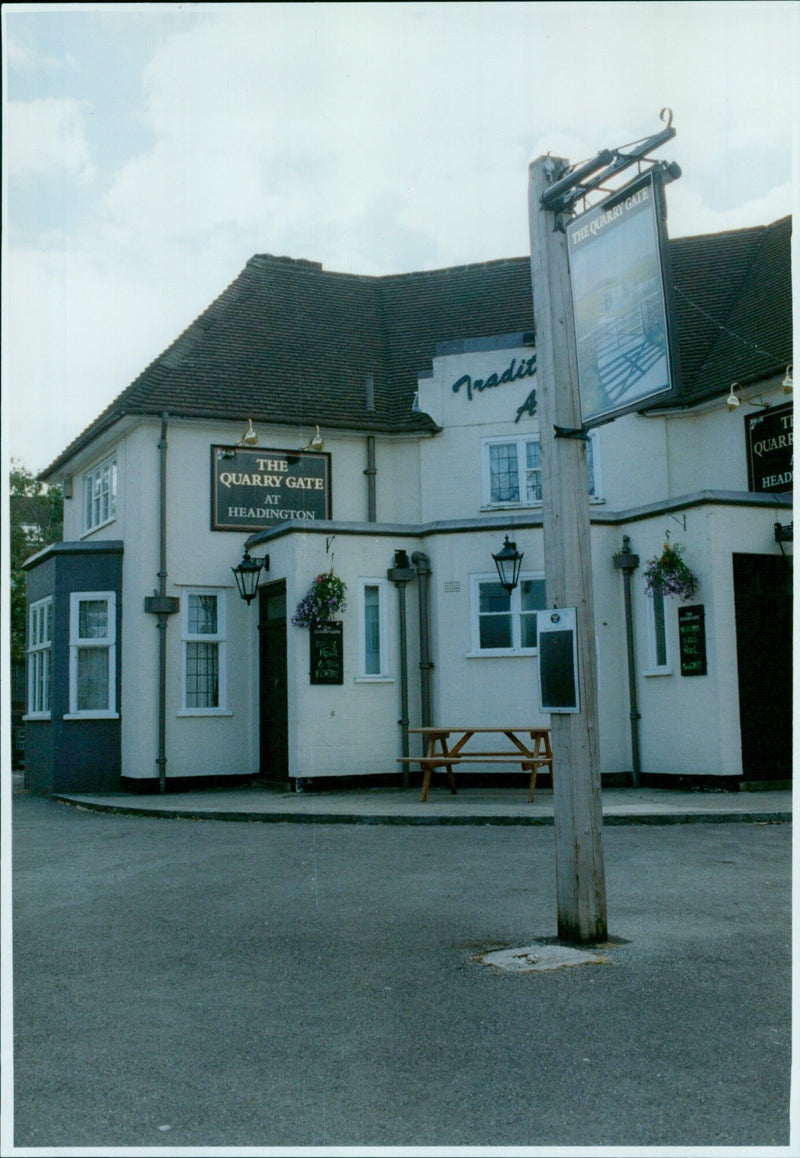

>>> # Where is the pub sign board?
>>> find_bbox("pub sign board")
[310,621,343,685]
[678,605,707,677]
[211,446,331,531]
[745,403,793,494]
[567,168,680,429]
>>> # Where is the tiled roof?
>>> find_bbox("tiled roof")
[666,215,792,405]
[42,216,791,476]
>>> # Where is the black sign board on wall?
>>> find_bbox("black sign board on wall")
[745,403,793,494]
[678,605,707,676]
[310,622,343,685]
[211,446,331,530]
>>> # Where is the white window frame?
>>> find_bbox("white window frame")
[481,433,601,508]
[25,596,53,719]
[356,578,391,681]
[83,454,117,534]
[644,588,672,675]
[66,591,118,719]
[481,436,542,508]
[179,589,229,715]
[468,571,547,657]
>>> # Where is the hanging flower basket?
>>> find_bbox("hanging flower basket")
[643,541,698,602]
[292,572,348,627]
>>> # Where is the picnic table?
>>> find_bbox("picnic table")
[399,726,553,802]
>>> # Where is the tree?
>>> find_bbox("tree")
[9,460,63,663]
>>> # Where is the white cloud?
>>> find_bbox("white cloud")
[3,1,796,472]
[4,27,76,73]
[5,97,95,183]
[3,241,239,472]
[90,2,795,277]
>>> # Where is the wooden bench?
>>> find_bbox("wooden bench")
[398,726,553,802]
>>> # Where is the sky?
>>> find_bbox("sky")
[2,1,797,475]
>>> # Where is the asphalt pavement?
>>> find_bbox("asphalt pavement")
[10,783,794,1153]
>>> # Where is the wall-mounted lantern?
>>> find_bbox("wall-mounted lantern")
[232,549,269,604]
[492,536,523,593]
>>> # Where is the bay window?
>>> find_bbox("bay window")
[26,597,53,718]
[67,592,117,717]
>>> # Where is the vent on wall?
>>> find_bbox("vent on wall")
[443,581,461,593]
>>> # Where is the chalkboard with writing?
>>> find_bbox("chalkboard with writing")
[310,622,343,685]
[678,605,707,676]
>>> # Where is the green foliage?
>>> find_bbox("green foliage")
[9,460,63,662]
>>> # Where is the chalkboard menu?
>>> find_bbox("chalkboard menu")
[678,605,707,676]
[310,622,343,685]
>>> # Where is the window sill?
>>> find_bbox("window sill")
[80,517,117,540]
[465,650,539,659]
[481,502,542,513]
[643,668,673,677]
[23,713,51,722]
[480,498,604,512]
[64,711,120,720]
[176,709,234,718]
[354,675,394,684]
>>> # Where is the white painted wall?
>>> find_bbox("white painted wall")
[288,531,423,779]
[48,343,791,785]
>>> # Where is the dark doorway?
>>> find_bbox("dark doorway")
[732,553,792,785]
[259,580,289,783]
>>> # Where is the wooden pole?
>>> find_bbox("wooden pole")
[528,156,608,944]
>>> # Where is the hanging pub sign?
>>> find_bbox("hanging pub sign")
[567,168,680,428]
[678,605,707,676]
[310,621,343,685]
[211,446,331,531]
[745,403,793,494]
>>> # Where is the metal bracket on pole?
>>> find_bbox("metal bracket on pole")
[540,109,679,219]
[554,425,590,441]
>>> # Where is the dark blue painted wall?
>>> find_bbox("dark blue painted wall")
[23,542,124,796]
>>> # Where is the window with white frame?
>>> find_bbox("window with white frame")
[645,589,671,673]
[181,590,226,712]
[67,592,117,717]
[470,573,547,655]
[481,434,599,507]
[83,455,117,533]
[357,578,390,678]
[27,597,53,717]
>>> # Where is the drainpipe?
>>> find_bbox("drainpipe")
[613,535,641,787]
[388,550,417,787]
[365,437,377,522]
[144,414,180,793]
[411,551,433,728]
[364,375,377,521]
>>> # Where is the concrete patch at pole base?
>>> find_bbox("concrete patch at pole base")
[477,941,610,972]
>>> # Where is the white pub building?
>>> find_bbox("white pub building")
[24,215,792,796]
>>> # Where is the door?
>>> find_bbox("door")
[259,581,289,783]
[733,553,792,784]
